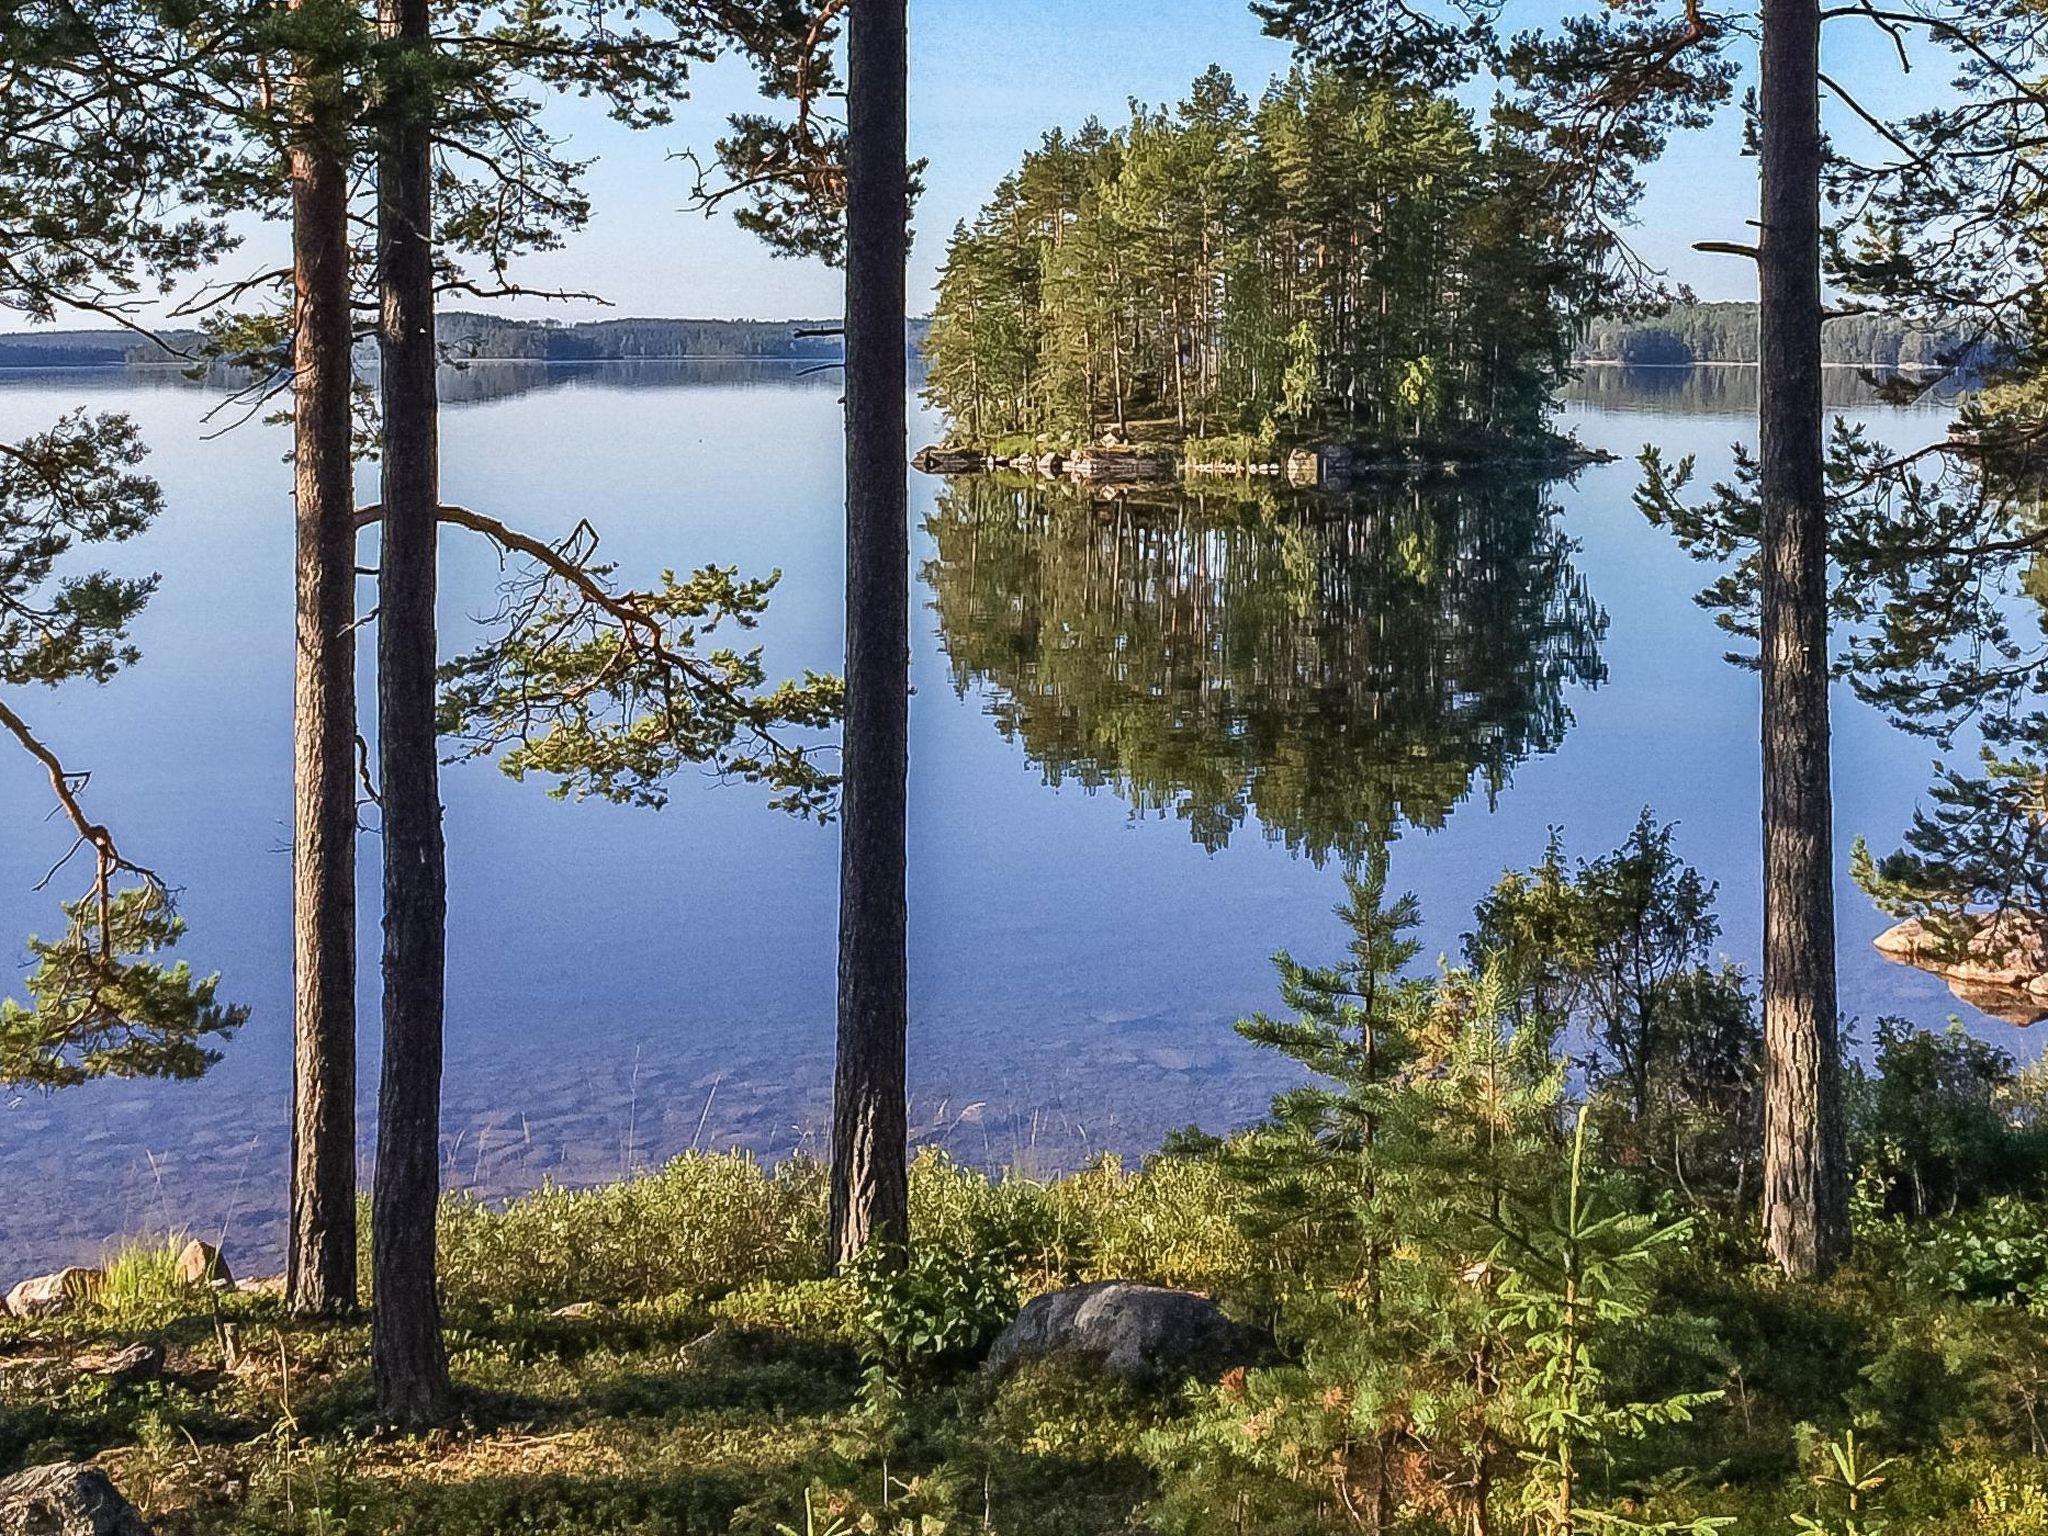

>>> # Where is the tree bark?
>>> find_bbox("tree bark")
[828,0,911,1273]
[371,0,452,1425]
[1757,0,1849,1279]
[286,18,360,1320]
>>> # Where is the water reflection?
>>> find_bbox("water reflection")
[925,474,1608,864]
[1563,362,1954,415]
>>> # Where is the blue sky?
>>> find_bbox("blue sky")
[481,0,1947,322]
[503,0,1755,319]
[42,0,1952,327]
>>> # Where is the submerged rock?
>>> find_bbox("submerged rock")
[5,1269,103,1320]
[0,1463,152,1536]
[1874,910,2048,1025]
[985,1281,1266,1381]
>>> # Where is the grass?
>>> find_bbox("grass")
[97,1235,200,1326]
[6,1151,2048,1533]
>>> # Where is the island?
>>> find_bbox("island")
[917,66,1619,483]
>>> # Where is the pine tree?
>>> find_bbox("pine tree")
[0,0,247,1090]
[829,0,913,1272]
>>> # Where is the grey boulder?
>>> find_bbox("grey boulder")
[985,1281,1266,1381]
[5,1270,102,1320]
[0,1463,152,1536]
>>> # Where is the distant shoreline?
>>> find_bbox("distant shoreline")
[1573,358,1948,371]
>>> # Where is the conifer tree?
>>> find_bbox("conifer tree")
[0,0,247,1089]
[923,67,1615,452]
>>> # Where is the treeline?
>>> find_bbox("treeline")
[923,67,1598,452]
[436,313,849,360]
[1576,301,1980,368]
[0,316,919,368]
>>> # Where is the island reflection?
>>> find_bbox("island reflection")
[925,473,1609,864]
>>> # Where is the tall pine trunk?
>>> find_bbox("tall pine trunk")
[1757,0,1848,1279]
[286,26,359,1318]
[371,0,452,1424]
[827,0,911,1272]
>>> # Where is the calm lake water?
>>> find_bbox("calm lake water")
[0,359,2004,1272]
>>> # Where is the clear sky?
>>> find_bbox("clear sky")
[42,0,1951,327]
[497,0,1765,320]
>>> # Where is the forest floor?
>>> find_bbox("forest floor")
[5,1150,2048,1535]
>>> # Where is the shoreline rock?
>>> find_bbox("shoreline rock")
[1875,910,2048,1025]
[172,1240,230,1289]
[915,436,1613,487]
[5,1269,103,1321]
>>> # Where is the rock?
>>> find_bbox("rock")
[173,1240,230,1288]
[550,1302,604,1320]
[233,1275,285,1299]
[82,1342,164,1387]
[912,446,989,475]
[5,1269,103,1320]
[1033,452,1066,476]
[1284,444,1356,488]
[1065,448,1178,483]
[985,1281,1267,1382]
[0,1462,152,1536]
[1875,911,2048,1025]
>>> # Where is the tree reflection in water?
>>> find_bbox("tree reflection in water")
[925,473,1608,864]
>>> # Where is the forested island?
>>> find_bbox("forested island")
[919,68,1597,470]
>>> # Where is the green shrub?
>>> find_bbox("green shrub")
[713,1278,865,1345]
[1901,1196,2048,1306]
[907,1148,1252,1298]
[437,1152,828,1309]
[851,1242,1018,1377]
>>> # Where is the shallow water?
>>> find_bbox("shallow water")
[0,359,2001,1272]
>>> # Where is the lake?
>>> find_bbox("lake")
[0,358,2003,1273]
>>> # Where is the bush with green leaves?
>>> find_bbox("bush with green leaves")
[850,1242,1019,1380]
[1848,1020,2048,1219]
[1896,1196,2048,1307]
[436,1152,827,1309]
[1469,813,1760,1213]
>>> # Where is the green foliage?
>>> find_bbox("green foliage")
[1848,1020,2048,1219]
[0,406,242,1090]
[1895,1196,2048,1307]
[1471,813,1760,1209]
[1492,1110,1724,1535]
[2,887,244,1088]
[437,1153,828,1310]
[715,1277,866,1346]
[1791,1430,1897,1536]
[849,1244,1019,1379]
[924,66,1594,449]
[96,1234,211,1327]
[437,552,843,818]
